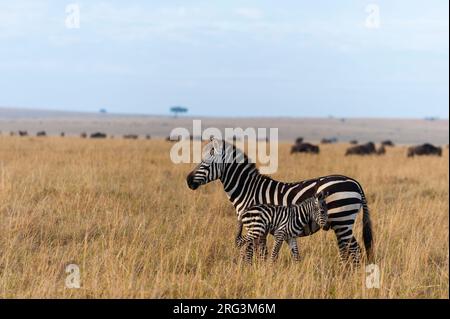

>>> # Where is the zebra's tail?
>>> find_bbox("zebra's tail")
[360,190,374,263]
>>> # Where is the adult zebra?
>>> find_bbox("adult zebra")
[186,139,374,264]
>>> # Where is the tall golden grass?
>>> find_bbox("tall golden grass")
[0,137,448,298]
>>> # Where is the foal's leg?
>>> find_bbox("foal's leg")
[271,231,285,262]
[287,237,300,262]
[257,235,269,261]
[240,240,254,264]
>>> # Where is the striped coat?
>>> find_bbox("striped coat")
[187,140,373,264]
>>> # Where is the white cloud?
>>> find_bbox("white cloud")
[235,7,264,20]
[0,1,447,53]
[0,1,50,38]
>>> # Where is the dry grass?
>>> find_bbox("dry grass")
[0,137,448,298]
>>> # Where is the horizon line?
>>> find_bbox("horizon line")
[0,106,448,121]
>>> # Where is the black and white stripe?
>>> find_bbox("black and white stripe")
[236,193,328,263]
[186,140,374,264]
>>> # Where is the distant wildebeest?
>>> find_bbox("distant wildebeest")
[60,132,65,137]
[376,145,386,155]
[146,135,151,140]
[321,137,338,144]
[166,135,181,142]
[19,131,28,137]
[90,132,107,139]
[36,131,46,137]
[123,134,138,139]
[407,143,442,157]
[349,140,358,145]
[80,132,87,138]
[381,140,395,147]
[345,142,377,156]
[295,137,304,144]
[291,142,320,154]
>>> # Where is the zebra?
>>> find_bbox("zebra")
[236,191,329,263]
[186,139,374,265]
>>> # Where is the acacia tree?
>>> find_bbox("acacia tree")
[170,106,188,118]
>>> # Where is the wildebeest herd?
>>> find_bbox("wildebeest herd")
[3,130,151,140]
[290,137,443,157]
[1,131,446,157]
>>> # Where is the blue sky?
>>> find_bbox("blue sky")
[0,0,448,118]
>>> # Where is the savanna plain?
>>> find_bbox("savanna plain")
[0,137,448,298]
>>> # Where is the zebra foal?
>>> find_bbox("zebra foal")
[236,192,329,263]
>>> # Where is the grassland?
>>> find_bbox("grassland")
[0,136,448,298]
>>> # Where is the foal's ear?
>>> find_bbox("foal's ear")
[316,191,323,200]
[317,191,328,201]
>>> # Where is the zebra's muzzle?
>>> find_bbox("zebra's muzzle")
[186,173,200,190]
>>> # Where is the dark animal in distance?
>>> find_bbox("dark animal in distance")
[19,131,28,137]
[407,143,442,157]
[90,132,107,139]
[36,131,47,137]
[349,140,358,145]
[346,142,377,156]
[295,137,304,144]
[321,137,338,144]
[381,140,395,147]
[123,134,138,139]
[80,132,87,138]
[376,145,386,155]
[166,135,181,142]
[291,142,320,154]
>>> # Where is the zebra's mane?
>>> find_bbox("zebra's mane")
[221,141,303,185]
[223,141,258,172]
[222,141,284,184]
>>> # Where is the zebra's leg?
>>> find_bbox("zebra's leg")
[235,221,244,248]
[347,236,361,266]
[240,240,254,265]
[337,237,361,269]
[334,225,361,267]
[257,235,269,261]
[271,231,285,262]
[330,219,361,266]
[287,237,300,262]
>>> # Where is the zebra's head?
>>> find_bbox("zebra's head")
[186,138,226,190]
[312,191,328,228]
